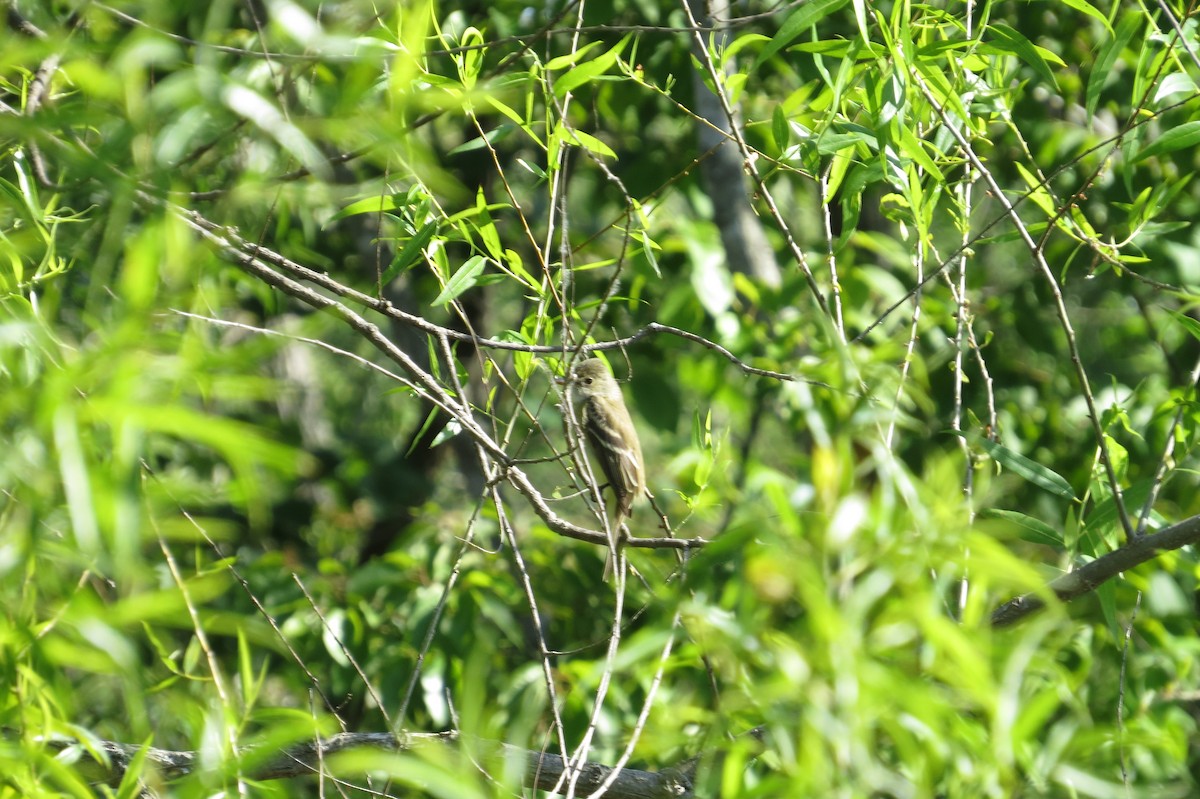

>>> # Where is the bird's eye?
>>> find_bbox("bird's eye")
[584,377,593,384]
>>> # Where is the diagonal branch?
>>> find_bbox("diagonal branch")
[991,512,1200,627]
[174,208,792,380]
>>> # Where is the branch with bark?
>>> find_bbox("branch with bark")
[991,512,1200,627]
[47,730,699,798]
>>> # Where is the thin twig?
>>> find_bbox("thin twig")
[910,69,1134,542]
[677,0,832,325]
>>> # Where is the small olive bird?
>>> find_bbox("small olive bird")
[563,359,646,575]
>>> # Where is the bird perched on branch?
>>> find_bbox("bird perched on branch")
[561,358,646,577]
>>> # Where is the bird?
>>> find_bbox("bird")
[566,358,646,526]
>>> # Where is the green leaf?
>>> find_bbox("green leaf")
[1096,580,1122,642]
[114,735,155,799]
[485,96,545,147]
[816,125,878,154]
[455,27,485,90]
[986,23,1061,89]
[443,201,513,227]
[975,438,1076,499]
[789,40,858,57]
[1058,0,1114,35]
[979,508,1064,547]
[501,248,539,291]
[222,83,331,181]
[553,36,629,97]
[382,221,438,284]
[569,129,617,158]
[1133,120,1200,163]
[447,123,515,156]
[850,0,869,43]
[1014,162,1056,216]
[725,32,771,62]
[432,255,487,305]
[896,125,945,181]
[640,230,661,277]
[328,194,406,224]
[544,41,604,71]
[755,0,850,67]
[473,188,504,260]
[1153,72,1197,106]
[1084,479,1154,539]
[238,627,257,708]
[1169,310,1200,342]
[772,104,789,153]
[1087,12,1139,118]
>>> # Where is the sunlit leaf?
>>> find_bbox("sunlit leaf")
[756,0,850,67]
[432,255,487,305]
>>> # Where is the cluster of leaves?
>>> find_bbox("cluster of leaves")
[3,0,1200,796]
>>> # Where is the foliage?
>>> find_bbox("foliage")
[3,0,1200,796]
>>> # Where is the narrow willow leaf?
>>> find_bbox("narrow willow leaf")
[1087,13,1139,118]
[1084,478,1153,537]
[1059,0,1114,35]
[475,188,503,260]
[825,149,855,197]
[850,0,869,44]
[1096,581,1122,643]
[382,221,438,284]
[544,40,604,72]
[503,249,539,291]
[772,104,789,153]
[725,32,770,62]
[1013,162,1056,216]
[1153,72,1197,106]
[755,0,850,67]
[897,126,944,181]
[485,97,545,147]
[553,36,628,97]
[447,124,514,156]
[1169,310,1200,341]
[570,129,616,158]
[222,83,330,181]
[432,254,487,306]
[986,23,1062,89]
[1134,120,1200,163]
[976,438,1076,499]
[328,194,404,224]
[979,508,1064,547]
[640,230,661,277]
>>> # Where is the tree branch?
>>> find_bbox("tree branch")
[175,208,792,381]
[991,512,1200,627]
[49,730,694,798]
[173,205,707,555]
